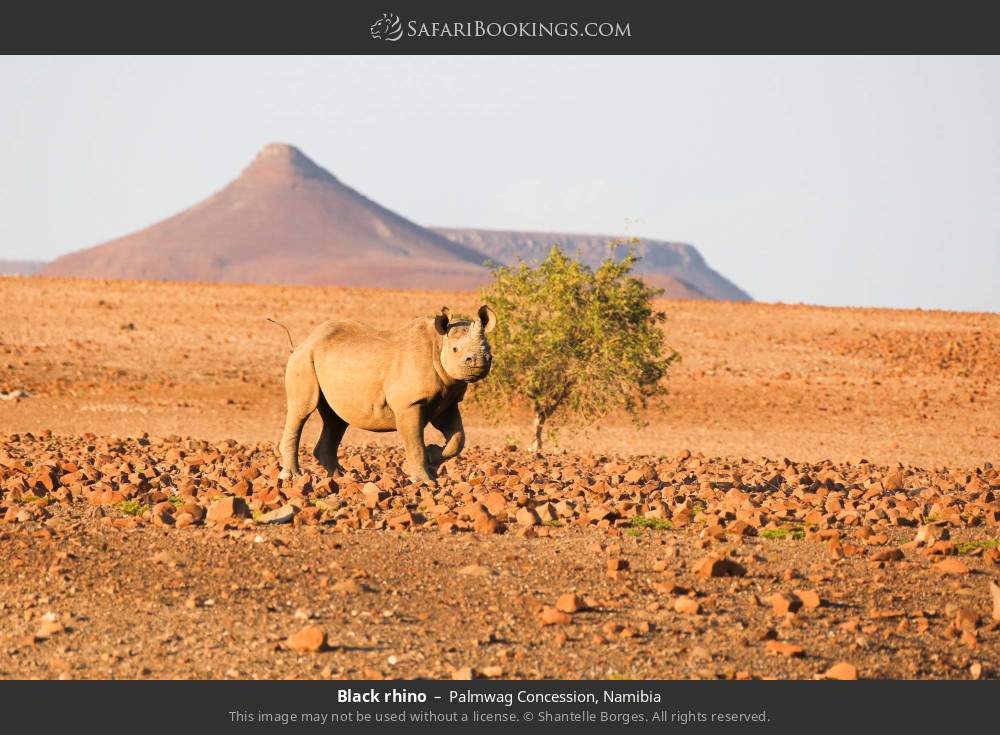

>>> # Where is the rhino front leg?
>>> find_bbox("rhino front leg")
[429,404,465,469]
[396,403,434,484]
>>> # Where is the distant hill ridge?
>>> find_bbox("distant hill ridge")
[36,143,749,300]
[433,228,749,301]
[0,260,45,276]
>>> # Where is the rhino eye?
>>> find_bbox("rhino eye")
[452,347,458,352]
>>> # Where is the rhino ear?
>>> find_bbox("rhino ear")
[434,313,449,336]
[478,305,497,335]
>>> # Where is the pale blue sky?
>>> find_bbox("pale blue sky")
[2,56,998,311]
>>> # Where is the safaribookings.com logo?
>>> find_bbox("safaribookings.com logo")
[369,13,631,41]
[370,13,404,41]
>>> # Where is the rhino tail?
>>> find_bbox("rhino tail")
[267,317,295,352]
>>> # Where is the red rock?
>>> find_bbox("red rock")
[179,501,205,520]
[828,539,845,559]
[539,607,572,625]
[871,548,904,562]
[36,619,64,639]
[693,556,746,578]
[765,640,804,657]
[624,465,655,484]
[927,540,956,556]
[206,496,250,523]
[588,505,615,522]
[914,524,948,546]
[934,558,970,575]
[150,503,174,526]
[954,607,979,632]
[516,507,539,527]
[602,621,624,636]
[483,492,507,516]
[362,483,386,508]
[286,625,327,652]
[770,594,802,616]
[555,593,582,614]
[823,661,858,680]
[331,579,365,594]
[793,589,822,609]
[473,514,502,535]
[883,470,905,492]
[451,666,476,680]
[297,506,322,525]
[726,520,756,537]
[535,502,558,523]
[704,524,726,540]
[607,558,629,572]
[386,511,414,530]
[674,597,701,615]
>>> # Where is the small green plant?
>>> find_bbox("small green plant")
[166,495,185,508]
[545,519,563,527]
[116,499,149,516]
[630,516,673,531]
[624,528,643,537]
[760,525,805,541]
[690,500,707,516]
[956,539,999,554]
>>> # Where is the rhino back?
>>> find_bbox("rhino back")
[307,318,443,430]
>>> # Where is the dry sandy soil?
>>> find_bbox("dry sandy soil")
[1,276,998,680]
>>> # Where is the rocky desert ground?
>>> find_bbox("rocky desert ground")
[1,275,998,680]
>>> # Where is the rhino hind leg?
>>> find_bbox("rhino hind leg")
[278,351,320,481]
[278,407,312,481]
[313,393,347,475]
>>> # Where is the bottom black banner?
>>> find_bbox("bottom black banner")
[0,679,992,732]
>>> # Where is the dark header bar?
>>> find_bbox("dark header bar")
[3,1,1000,54]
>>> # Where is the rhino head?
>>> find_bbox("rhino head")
[435,305,496,383]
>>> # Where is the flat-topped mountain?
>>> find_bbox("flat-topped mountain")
[433,228,750,301]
